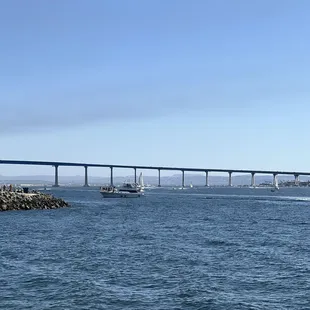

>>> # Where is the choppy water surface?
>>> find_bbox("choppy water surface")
[1,187,310,309]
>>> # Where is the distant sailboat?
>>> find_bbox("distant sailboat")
[189,182,193,188]
[271,177,279,192]
[138,172,144,191]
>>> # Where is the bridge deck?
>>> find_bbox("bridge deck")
[0,160,308,176]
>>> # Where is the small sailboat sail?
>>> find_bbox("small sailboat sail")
[271,177,279,192]
[275,178,279,190]
[138,172,144,190]
[189,182,193,188]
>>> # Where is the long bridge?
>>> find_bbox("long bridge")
[0,160,308,187]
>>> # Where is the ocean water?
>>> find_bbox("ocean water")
[1,186,310,309]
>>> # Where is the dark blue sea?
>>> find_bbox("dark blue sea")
[1,186,310,309]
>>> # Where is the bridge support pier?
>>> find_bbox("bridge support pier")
[83,166,89,187]
[110,167,114,186]
[251,172,255,187]
[182,170,185,188]
[158,169,161,187]
[205,171,209,187]
[294,174,300,186]
[134,168,137,184]
[228,172,232,187]
[53,165,59,187]
[273,173,278,186]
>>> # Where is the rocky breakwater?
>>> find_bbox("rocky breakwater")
[0,191,69,211]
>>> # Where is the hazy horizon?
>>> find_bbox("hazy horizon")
[1,172,308,187]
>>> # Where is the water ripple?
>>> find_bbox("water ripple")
[1,187,310,309]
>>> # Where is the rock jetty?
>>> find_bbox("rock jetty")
[0,190,69,211]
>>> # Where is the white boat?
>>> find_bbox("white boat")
[118,181,143,193]
[100,172,146,198]
[189,182,193,188]
[100,184,143,198]
[100,175,145,198]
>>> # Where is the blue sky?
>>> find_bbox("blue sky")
[1,0,310,176]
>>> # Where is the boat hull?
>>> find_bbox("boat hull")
[100,191,143,198]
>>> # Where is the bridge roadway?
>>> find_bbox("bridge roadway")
[0,159,307,187]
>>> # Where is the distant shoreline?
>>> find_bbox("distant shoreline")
[0,183,308,189]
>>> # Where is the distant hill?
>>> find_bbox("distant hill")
[0,173,309,186]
